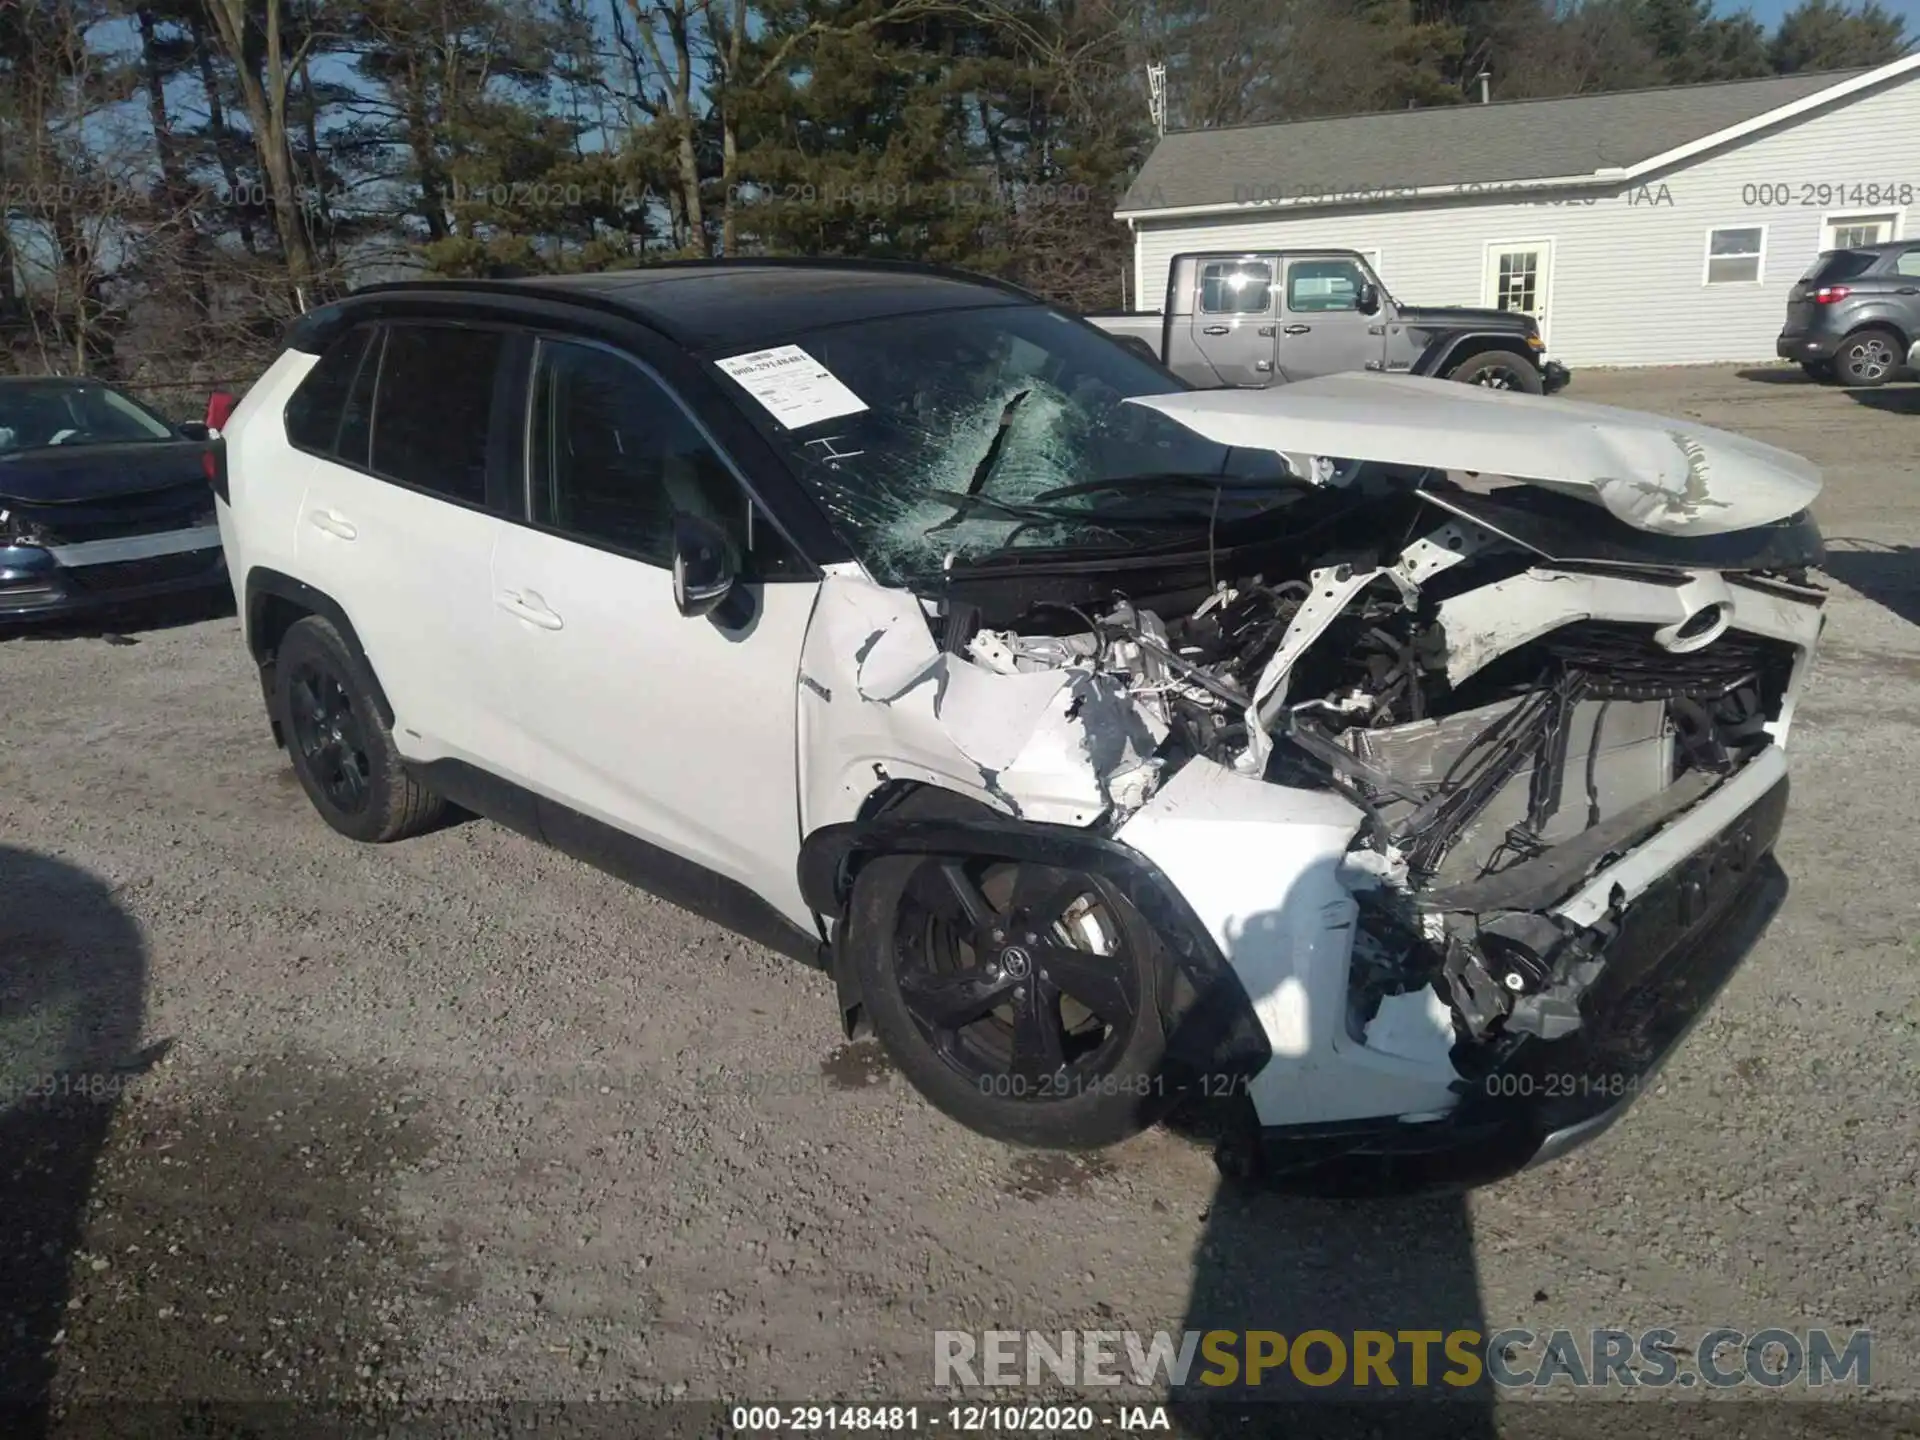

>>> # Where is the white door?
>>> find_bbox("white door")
[489,336,817,923]
[289,321,525,779]
[1483,239,1554,351]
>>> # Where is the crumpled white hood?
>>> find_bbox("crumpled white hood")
[1126,372,1822,537]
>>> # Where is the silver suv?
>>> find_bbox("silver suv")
[1776,240,1920,386]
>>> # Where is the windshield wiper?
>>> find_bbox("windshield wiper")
[1030,473,1297,506]
[921,488,1138,544]
[925,389,1031,533]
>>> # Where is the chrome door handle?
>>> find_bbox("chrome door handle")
[1202,325,1230,335]
[1283,324,1312,335]
[1254,360,1273,372]
[498,591,564,631]
[307,509,356,540]
[1256,325,1276,336]
[1897,287,1919,295]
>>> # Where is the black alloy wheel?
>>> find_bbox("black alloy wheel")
[848,835,1175,1149]
[287,661,372,815]
[898,858,1142,1092]
[1450,349,1545,394]
[272,615,445,843]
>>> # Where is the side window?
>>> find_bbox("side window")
[1287,258,1366,313]
[369,324,505,505]
[531,340,798,575]
[1896,248,1920,278]
[1198,261,1273,315]
[284,327,370,456]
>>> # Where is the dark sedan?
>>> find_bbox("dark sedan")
[0,377,226,622]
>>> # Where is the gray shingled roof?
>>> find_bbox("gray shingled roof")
[1120,68,1876,213]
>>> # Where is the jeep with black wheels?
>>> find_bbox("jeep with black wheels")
[1088,249,1568,394]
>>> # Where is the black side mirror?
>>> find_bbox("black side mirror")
[671,512,737,619]
[1356,283,1380,316]
[177,420,211,441]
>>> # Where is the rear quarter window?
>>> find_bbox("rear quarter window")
[285,327,372,455]
[1805,250,1879,284]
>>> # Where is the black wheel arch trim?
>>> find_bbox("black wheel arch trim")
[244,567,395,730]
[802,813,1272,1084]
[1840,317,1911,352]
[1415,332,1540,379]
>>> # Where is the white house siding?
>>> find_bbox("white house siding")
[1128,70,1920,368]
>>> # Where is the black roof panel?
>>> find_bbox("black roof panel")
[349,261,1035,351]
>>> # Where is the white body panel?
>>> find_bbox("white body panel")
[1128,66,1920,367]
[490,524,818,928]
[1114,760,1462,1126]
[295,455,516,776]
[215,353,312,624]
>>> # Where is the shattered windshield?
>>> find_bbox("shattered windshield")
[710,304,1297,583]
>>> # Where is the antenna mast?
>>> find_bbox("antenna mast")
[1147,63,1167,136]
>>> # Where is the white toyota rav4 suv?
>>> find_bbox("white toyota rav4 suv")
[217,262,1826,1185]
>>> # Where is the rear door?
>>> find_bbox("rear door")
[1275,254,1385,380]
[290,321,529,779]
[1186,256,1279,386]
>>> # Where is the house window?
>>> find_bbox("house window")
[1704,226,1765,285]
[1824,212,1899,250]
[1198,260,1273,315]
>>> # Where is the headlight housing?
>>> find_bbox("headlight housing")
[0,507,56,548]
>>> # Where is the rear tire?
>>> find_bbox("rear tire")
[275,615,444,843]
[1448,349,1543,394]
[1833,327,1900,387]
[844,795,1175,1149]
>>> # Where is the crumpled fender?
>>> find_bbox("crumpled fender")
[797,573,1163,835]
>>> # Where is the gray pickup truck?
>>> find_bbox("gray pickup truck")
[1090,249,1571,394]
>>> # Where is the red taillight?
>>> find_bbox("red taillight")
[205,389,238,432]
[1813,285,1851,304]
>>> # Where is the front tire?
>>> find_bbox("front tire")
[846,821,1175,1150]
[1448,349,1544,393]
[275,615,445,843]
[1834,327,1900,387]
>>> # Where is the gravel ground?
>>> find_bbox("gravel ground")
[3,363,1918,1435]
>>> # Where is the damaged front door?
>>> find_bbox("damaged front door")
[491,337,818,925]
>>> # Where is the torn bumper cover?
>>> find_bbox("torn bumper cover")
[1259,768,1786,1186]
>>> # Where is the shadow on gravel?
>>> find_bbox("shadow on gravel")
[0,846,151,1434]
[1823,540,1920,628]
[1733,366,1822,386]
[1845,386,1920,416]
[1153,899,1497,1439]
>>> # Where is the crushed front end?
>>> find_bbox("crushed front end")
[887,469,1824,1177]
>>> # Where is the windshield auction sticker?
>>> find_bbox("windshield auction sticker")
[715,345,868,429]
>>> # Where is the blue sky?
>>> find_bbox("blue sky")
[1726,0,1920,27]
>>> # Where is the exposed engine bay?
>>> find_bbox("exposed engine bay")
[820,467,1826,1070]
